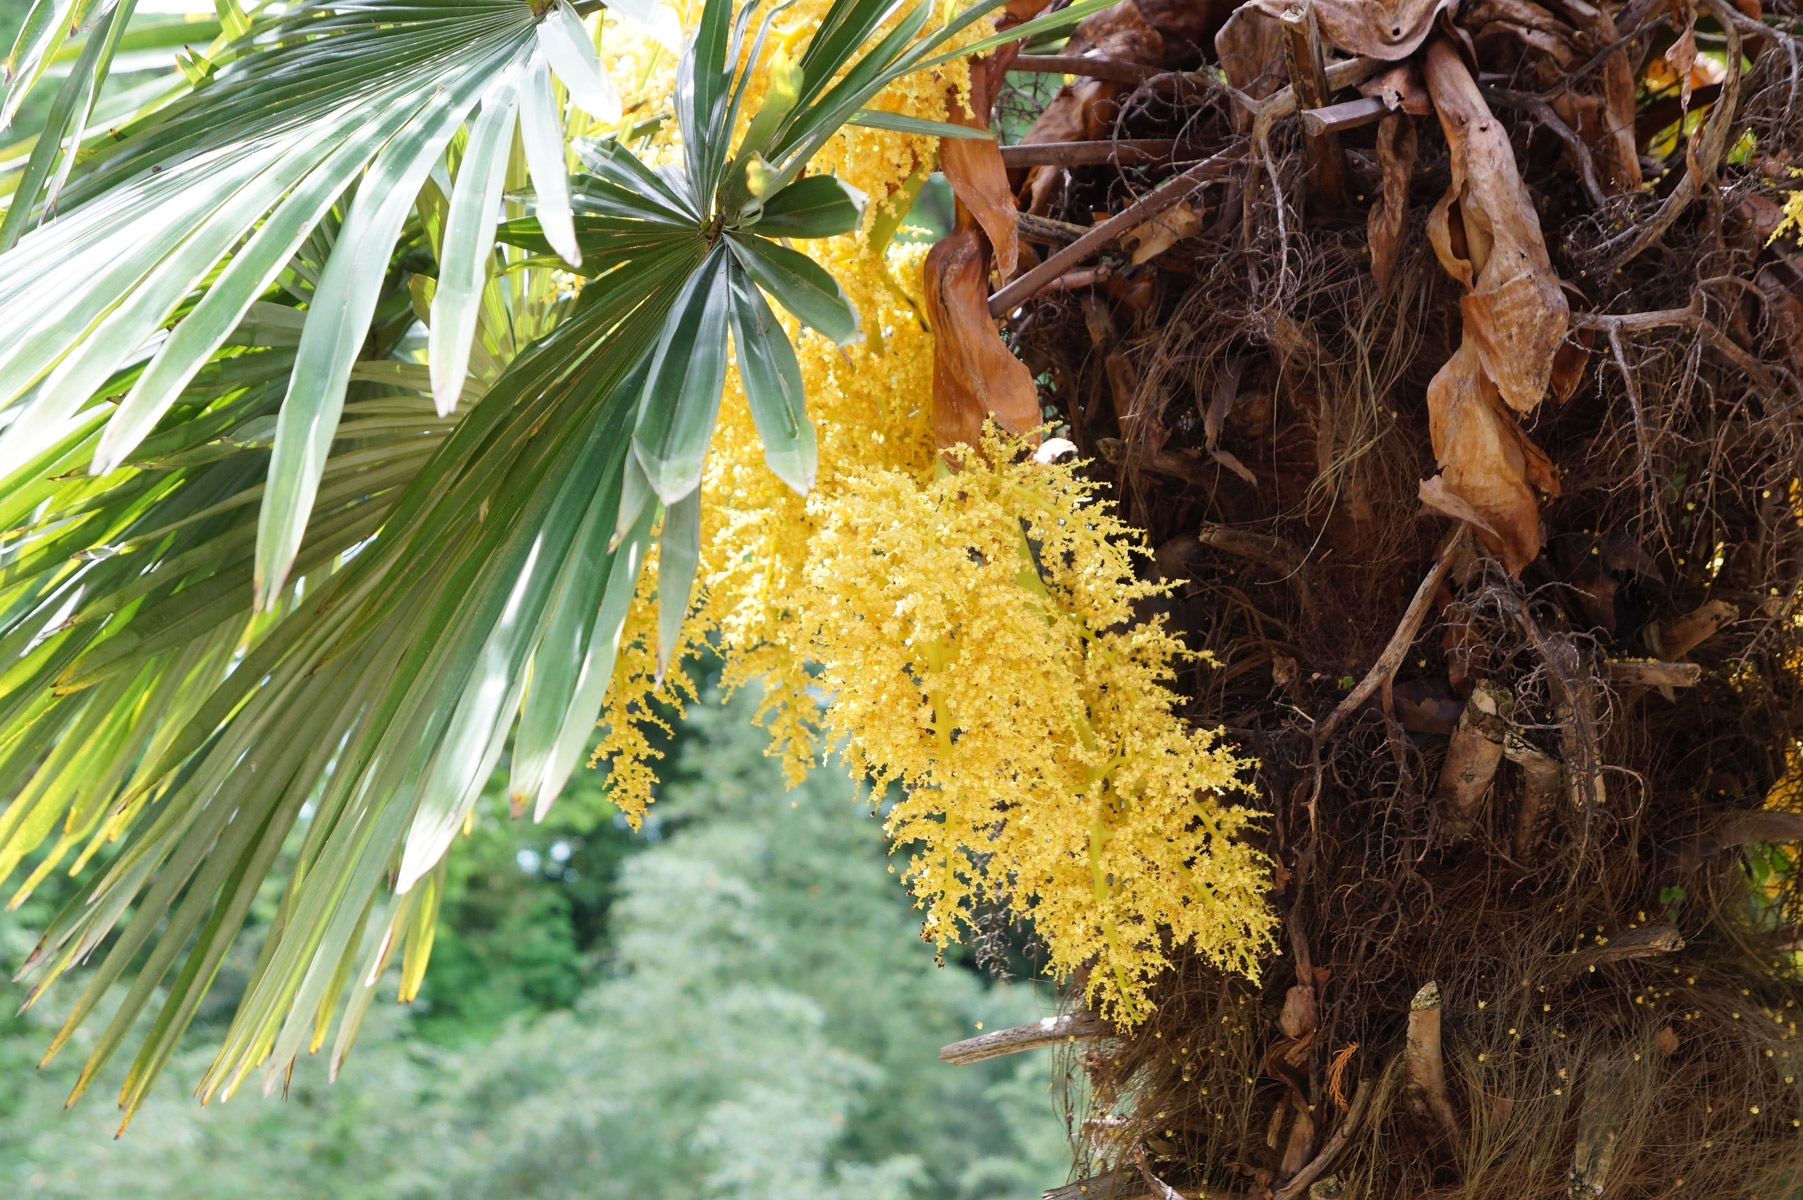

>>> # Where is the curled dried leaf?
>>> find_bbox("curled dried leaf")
[924,218,1042,451]
[1359,60,1432,114]
[1667,10,1702,109]
[1412,37,1567,571]
[1423,38,1568,412]
[1423,342,1556,572]
[1548,327,1595,403]
[1123,200,1202,263]
[1216,4,1287,123]
[941,55,1020,278]
[1560,0,1641,192]
[1279,984,1318,1038]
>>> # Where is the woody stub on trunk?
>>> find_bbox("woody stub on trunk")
[925,0,1803,1194]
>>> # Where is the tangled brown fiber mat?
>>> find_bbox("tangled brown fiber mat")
[943,0,1803,1194]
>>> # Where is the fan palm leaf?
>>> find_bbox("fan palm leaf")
[0,0,1113,1124]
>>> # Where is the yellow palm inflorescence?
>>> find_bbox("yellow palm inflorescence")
[586,3,1274,1020]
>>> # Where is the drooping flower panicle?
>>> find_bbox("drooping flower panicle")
[586,2,1273,1020]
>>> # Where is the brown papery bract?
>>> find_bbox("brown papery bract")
[1417,36,1566,572]
[923,217,1042,450]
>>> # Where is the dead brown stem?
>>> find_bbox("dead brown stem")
[1299,96,1390,136]
[1237,56,1386,124]
[1508,737,1563,858]
[1545,924,1685,982]
[1279,3,1346,203]
[1572,299,1702,332]
[989,146,1248,317]
[1001,140,1189,168]
[1008,55,1162,85]
[1017,212,1087,246]
[1658,599,1738,659]
[1189,523,1321,651]
[1680,810,1803,870]
[1043,267,1113,292]
[1196,524,1306,576]
[1315,530,1464,746]
[939,1012,1107,1064]
[1498,594,1607,821]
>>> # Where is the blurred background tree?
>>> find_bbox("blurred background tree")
[0,683,1068,1199]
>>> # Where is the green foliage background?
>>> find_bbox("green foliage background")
[0,686,1068,1198]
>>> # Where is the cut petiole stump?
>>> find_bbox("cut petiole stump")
[1278,2,1346,203]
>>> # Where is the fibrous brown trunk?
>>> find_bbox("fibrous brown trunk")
[928,0,1803,1194]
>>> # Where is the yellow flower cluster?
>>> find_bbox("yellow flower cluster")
[796,432,1275,1018]
[582,1,1274,1020]
[1769,169,1803,247]
[592,236,937,803]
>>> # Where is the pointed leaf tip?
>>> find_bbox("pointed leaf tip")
[538,0,621,123]
[631,249,733,503]
[728,265,817,495]
[520,50,582,269]
[430,74,520,416]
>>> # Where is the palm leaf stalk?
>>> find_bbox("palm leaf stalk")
[0,0,1109,1123]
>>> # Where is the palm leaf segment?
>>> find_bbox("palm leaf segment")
[0,0,1106,1121]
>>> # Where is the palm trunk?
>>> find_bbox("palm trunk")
[937,0,1803,1193]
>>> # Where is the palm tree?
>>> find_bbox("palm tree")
[4,0,1803,1195]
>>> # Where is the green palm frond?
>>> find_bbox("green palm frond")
[0,0,1110,1124]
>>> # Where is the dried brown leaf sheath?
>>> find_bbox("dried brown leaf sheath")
[940,56,1021,279]
[1423,39,1568,414]
[924,219,1042,450]
[1367,113,1417,293]
[1560,0,1641,193]
[1423,340,1555,573]
[1406,980,1464,1148]
[1418,37,1566,572]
